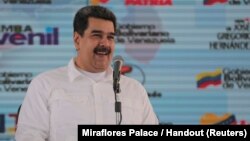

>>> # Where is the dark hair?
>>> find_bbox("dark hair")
[73,5,117,36]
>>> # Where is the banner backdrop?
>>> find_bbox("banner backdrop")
[1,0,250,140]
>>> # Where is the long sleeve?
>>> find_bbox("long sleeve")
[140,83,159,124]
[15,76,50,141]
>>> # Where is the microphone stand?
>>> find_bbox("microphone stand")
[113,71,122,125]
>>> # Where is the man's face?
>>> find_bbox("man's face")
[74,17,115,73]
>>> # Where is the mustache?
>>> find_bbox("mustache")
[93,45,111,55]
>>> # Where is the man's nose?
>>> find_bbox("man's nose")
[99,37,110,47]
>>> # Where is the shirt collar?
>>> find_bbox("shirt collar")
[67,58,113,83]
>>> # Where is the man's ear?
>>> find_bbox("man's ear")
[73,32,80,51]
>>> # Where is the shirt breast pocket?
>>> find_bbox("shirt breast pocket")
[48,89,90,127]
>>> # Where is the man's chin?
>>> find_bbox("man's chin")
[93,65,107,72]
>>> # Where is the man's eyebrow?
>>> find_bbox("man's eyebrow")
[91,30,102,34]
[110,32,115,36]
[91,30,115,36]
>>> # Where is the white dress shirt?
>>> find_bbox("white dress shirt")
[15,58,159,141]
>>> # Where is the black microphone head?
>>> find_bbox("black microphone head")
[113,55,124,69]
[112,55,124,93]
[113,55,124,63]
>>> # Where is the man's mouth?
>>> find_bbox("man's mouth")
[94,46,111,55]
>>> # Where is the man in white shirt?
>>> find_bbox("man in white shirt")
[15,5,159,141]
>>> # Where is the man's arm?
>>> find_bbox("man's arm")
[15,76,50,141]
[137,82,159,124]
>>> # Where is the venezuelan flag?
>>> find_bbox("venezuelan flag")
[200,113,236,125]
[196,69,222,89]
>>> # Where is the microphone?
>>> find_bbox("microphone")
[112,55,124,93]
[112,55,124,125]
